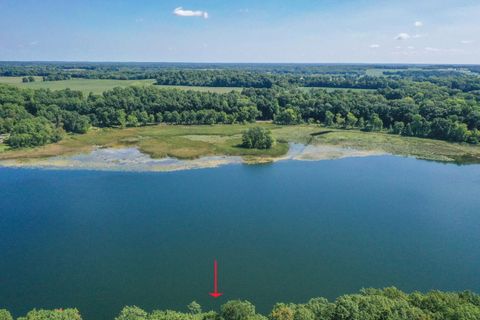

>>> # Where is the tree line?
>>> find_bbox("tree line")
[1,72,480,148]
[1,288,480,320]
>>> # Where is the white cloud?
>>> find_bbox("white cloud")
[369,44,380,48]
[395,33,410,40]
[173,7,208,19]
[460,40,474,44]
[414,21,423,27]
[29,41,39,46]
[425,47,440,52]
[407,46,415,50]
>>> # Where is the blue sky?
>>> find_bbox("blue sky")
[0,0,479,63]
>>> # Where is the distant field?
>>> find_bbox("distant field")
[301,86,376,93]
[365,67,424,76]
[0,77,156,94]
[155,85,243,93]
[0,77,242,94]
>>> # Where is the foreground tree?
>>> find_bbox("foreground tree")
[17,309,81,320]
[0,310,13,320]
[221,300,256,320]
[242,127,274,149]
[115,306,148,320]
[187,301,202,315]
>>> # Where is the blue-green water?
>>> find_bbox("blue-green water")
[1,156,480,319]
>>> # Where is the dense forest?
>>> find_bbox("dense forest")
[1,62,480,148]
[1,288,479,320]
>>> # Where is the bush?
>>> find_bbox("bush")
[242,127,274,149]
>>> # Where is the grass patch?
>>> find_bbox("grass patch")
[155,85,242,93]
[311,129,480,163]
[0,77,242,95]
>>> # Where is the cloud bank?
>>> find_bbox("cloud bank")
[173,7,208,19]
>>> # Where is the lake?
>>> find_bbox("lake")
[1,156,480,319]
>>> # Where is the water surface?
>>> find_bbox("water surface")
[1,156,480,319]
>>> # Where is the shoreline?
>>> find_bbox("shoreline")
[1,124,480,170]
[0,143,387,172]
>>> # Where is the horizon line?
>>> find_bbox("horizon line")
[1,60,479,66]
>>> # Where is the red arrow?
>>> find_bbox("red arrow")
[209,259,223,298]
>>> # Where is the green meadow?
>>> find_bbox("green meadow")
[0,77,242,95]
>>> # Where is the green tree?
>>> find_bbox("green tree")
[242,127,274,149]
[274,108,300,125]
[0,310,13,320]
[18,309,82,320]
[6,117,63,148]
[127,114,139,127]
[335,113,345,127]
[345,112,358,128]
[115,306,147,320]
[324,111,334,126]
[187,301,202,315]
[392,121,405,134]
[221,300,256,320]
[270,304,294,320]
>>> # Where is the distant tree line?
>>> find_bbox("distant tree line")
[1,288,480,320]
[1,63,480,148]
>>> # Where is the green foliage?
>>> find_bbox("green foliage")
[115,306,148,320]
[17,309,82,320]
[324,111,334,126]
[0,310,13,320]
[3,288,480,320]
[274,108,301,125]
[242,127,274,149]
[6,117,62,148]
[187,301,202,315]
[220,300,256,320]
[149,310,192,320]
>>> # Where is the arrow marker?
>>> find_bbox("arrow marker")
[209,259,223,298]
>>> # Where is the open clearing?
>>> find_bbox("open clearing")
[0,77,242,94]
[300,87,376,93]
[1,124,480,164]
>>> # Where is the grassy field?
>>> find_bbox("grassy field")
[300,87,376,93]
[156,85,242,93]
[0,77,242,94]
[0,77,156,94]
[1,124,480,164]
